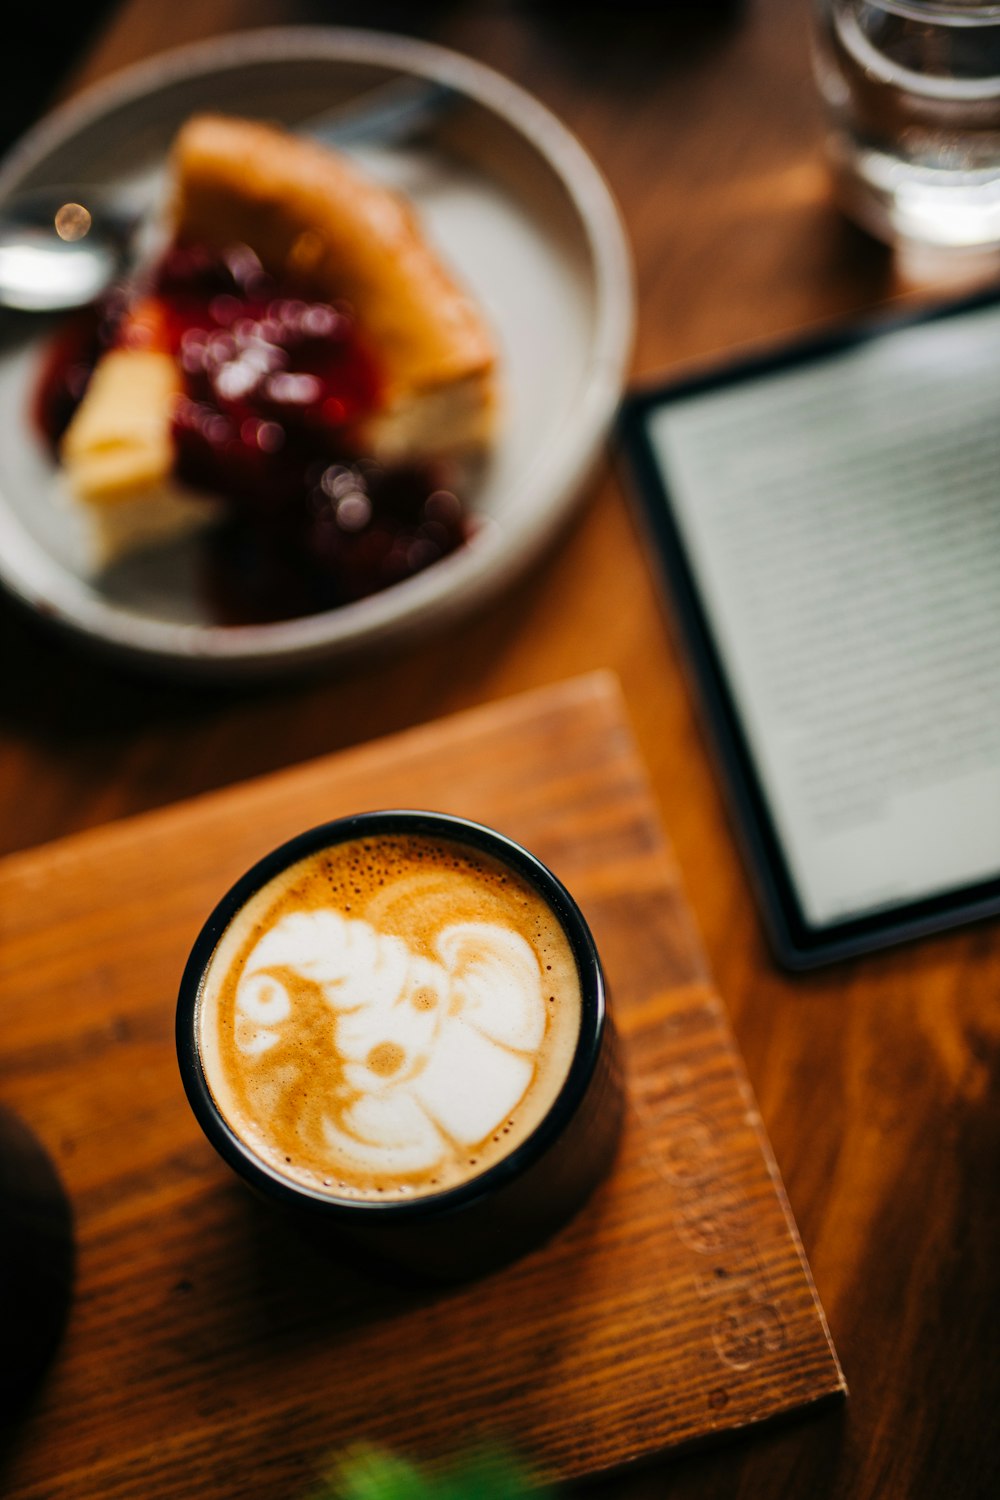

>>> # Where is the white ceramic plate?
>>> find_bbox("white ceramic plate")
[0,27,633,675]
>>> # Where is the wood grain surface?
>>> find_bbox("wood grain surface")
[0,674,842,1496]
[1,3,998,1498]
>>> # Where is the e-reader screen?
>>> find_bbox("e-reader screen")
[621,293,1000,966]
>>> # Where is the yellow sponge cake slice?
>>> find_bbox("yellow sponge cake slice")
[57,343,223,569]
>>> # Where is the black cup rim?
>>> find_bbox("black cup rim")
[176,809,607,1223]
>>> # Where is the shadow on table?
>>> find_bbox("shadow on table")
[516,0,747,90]
[574,1394,848,1498]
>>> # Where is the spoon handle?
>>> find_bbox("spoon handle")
[304,77,460,150]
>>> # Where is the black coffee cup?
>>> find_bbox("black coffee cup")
[176,810,622,1278]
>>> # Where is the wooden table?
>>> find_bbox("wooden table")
[1,2,997,1497]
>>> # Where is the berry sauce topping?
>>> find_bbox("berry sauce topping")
[36,241,471,624]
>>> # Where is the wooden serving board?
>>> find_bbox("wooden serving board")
[0,673,843,1497]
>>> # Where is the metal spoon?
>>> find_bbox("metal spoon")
[0,78,457,314]
[0,192,135,312]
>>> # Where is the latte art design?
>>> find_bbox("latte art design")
[235,910,546,1177]
[197,833,582,1200]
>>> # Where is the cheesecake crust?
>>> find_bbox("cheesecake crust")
[170,113,497,416]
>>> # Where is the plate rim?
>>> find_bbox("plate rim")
[0,26,634,673]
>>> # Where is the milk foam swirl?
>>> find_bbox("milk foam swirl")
[198,833,582,1199]
[236,911,547,1176]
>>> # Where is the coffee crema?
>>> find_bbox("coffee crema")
[197,833,582,1201]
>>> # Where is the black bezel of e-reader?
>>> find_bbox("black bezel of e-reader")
[616,286,1000,970]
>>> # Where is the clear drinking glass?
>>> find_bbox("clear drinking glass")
[811,1,1000,253]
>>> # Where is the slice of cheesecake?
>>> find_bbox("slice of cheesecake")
[170,113,497,459]
[56,111,497,572]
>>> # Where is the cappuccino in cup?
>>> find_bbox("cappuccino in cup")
[197,831,581,1201]
[178,811,621,1276]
